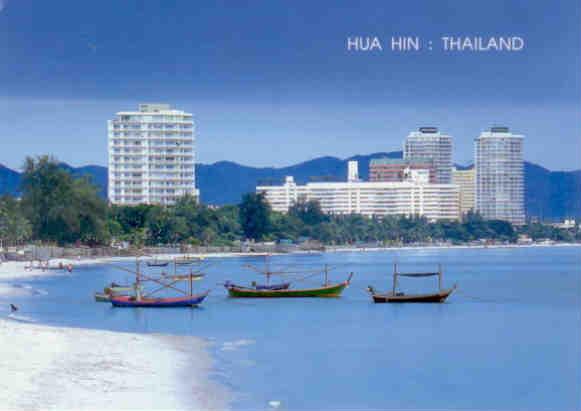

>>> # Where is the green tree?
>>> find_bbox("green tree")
[239,192,271,240]
[146,207,178,245]
[289,200,328,226]
[0,195,31,244]
[20,156,109,245]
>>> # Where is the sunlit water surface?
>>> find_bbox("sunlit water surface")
[2,246,580,411]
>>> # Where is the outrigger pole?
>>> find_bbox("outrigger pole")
[392,263,398,294]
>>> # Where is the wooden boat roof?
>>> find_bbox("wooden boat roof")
[397,272,439,277]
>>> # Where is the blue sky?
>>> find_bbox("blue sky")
[0,0,579,170]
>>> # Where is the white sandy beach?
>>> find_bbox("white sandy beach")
[0,261,228,411]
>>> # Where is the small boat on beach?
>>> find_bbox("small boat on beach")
[224,257,353,298]
[367,264,456,303]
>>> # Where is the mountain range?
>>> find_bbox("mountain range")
[1,152,579,220]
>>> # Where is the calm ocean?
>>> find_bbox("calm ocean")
[2,246,580,411]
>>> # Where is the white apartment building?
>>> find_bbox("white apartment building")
[452,167,476,215]
[404,127,453,184]
[475,126,525,225]
[257,161,459,221]
[108,104,198,205]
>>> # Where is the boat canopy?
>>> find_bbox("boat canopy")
[397,272,439,277]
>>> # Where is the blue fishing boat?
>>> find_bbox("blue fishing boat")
[108,258,209,308]
[110,291,209,307]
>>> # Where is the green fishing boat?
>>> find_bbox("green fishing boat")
[224,257,353,298]
[225,279,350,298]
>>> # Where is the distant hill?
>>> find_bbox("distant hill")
[525,162,581,220]
[0,164,20,196]
[196,151,402,205]
[0,152,579,220]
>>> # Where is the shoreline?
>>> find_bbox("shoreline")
[324,242,581,253]
[0,261,229,411]
[2,242,578,277]
[0,318,228,411]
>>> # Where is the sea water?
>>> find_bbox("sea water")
[1,246,580,411]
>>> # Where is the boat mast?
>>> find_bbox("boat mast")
[189,268,193,296]
[324,264,328,286]
[438,264,442,291]
[135,258,142,301]
[265,255,270,286]
[392,263,398,294]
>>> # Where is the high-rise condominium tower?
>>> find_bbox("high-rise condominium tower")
[404,127,453,184]
[108,104,198,205]
[475,126,524,225]
[452,167,476,215]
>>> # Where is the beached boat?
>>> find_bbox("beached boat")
[367,264,456,303]
[225,257,353,298]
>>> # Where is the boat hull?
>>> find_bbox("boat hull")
[371,287,455,303]
[226,282,348,298]
[147,262,169,267]
[110,291,209,307]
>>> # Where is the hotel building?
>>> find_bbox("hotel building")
[108,104,198,205]
[369,158,436,183]
[452,167,476,215]
[404,127,453,184]
[257,161,459,221]
[475,127,525,225]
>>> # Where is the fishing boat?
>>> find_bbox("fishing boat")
[367,263,456,303]
[174,255,204,265]
[224,258,353,298]
[225,280,350,298]
[109,258,210,308]
[110,292,209,307]
[94,282,133,302]
[146,259,169,267]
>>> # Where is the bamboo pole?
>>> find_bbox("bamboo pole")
[135,258,142,301]
[392,263,397,294]
[189,269,193,297]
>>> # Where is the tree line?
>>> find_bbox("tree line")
[0,156,578,247]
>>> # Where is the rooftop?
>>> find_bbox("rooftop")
[370,157,434,166]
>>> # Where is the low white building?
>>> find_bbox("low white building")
[257,161,460,221]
